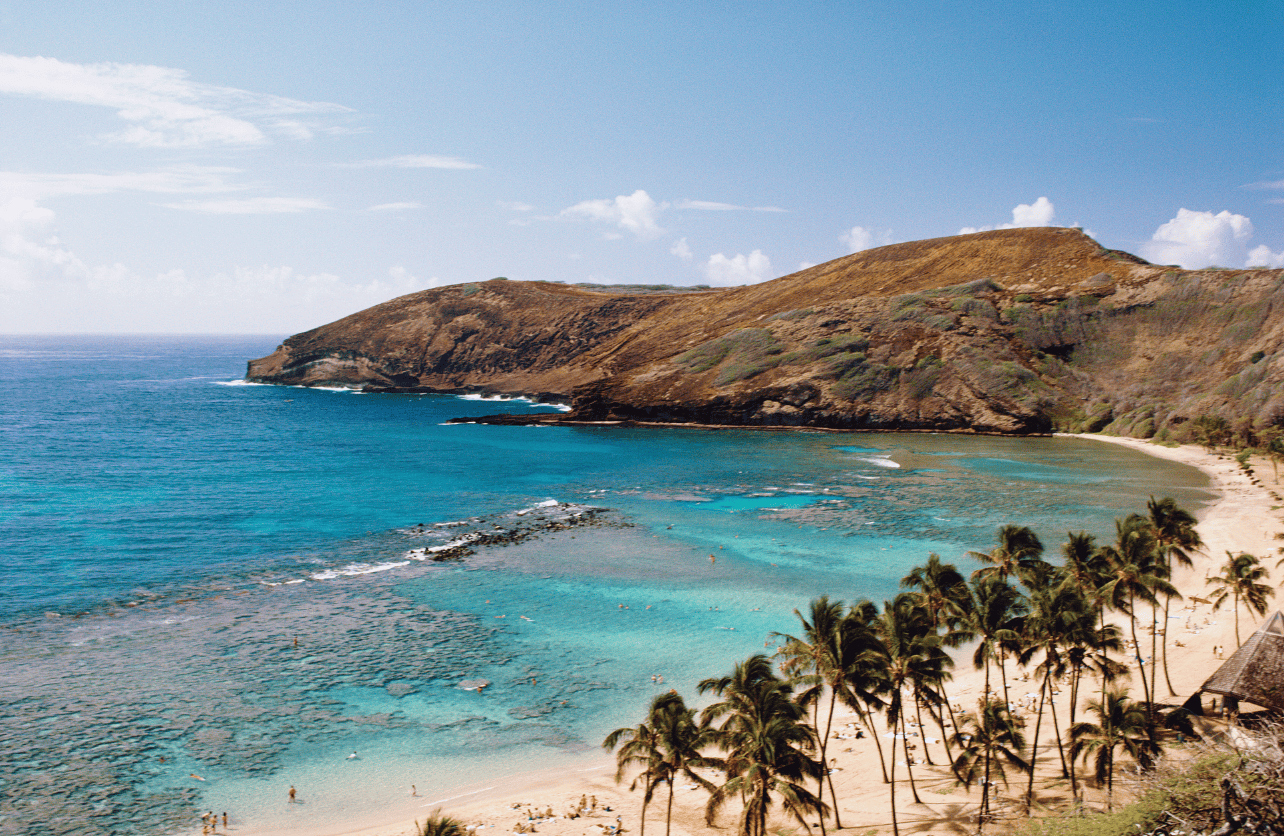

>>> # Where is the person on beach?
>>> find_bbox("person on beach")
[288,785,296,803]
[412,784,417,796]
[222,812,228,828]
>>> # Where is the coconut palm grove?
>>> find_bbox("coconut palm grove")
[602,498,1280,836]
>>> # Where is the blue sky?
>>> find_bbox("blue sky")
[1,1,1281,332]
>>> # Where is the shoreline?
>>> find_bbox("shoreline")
[218,434,1284,836]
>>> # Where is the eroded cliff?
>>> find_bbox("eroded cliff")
[247,228,1284,441]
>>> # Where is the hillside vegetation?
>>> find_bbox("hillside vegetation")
[247,228,1284,442]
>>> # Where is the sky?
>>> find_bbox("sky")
[1,1,1281,333]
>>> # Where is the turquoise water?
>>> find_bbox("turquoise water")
[0,335,1211,835]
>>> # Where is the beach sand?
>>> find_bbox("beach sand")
[230,436,1284,836]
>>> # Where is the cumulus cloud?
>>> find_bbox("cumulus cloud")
[960,197,1057,234]
[0,53,348,148]
[0,197,424,332]
[670,237,692,261]
[841,225,894,253]
[1248,245,1284,268]
[703,250,773,286]
[343,154,481,170]
[1138,209,1259,268]
[562,189,664,240]
[161,196,331,214]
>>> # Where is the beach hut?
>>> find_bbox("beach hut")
[1198,611,1284,713]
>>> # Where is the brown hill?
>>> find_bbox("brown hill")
[246,227,1284,441]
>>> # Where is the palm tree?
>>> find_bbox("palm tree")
[839,599,894,784]
[603,695,667,836]
[699,655,827,836]
[1018,570,1072,804]
[966,573,1027,710]
[775,596,881,832]
[969,525,1050,588]
[902,554,975,761]
[949,699,1029,834]
[649,692,718,836]
[1207,551,1275,646]
[877,593,944,835]
[1097,514,1173,715]
[416,810,468,836]
[1144,497,1202,696]
[1067,688,1160,810]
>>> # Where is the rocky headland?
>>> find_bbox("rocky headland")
[247,227,1284,441]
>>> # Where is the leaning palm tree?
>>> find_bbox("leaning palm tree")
[603,696,666,836]
[1208,551,1275,646]
[1097,514,1173,715]
[966,573,1027,710]
[1067,688,1160,811]
[877,593,943,836]
[648,691,718,836]
[775,595,881,832]
[902,553,975,759]
[839,599,894,784]
[699,654,827,836]
[950,699,1029,834]
[1144,497,1202,696]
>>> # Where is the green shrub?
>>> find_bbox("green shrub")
[677,328,784,384]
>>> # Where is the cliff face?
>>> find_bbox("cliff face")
[247,228,1284,441]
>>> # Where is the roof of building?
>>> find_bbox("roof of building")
[1200,611,1284,712]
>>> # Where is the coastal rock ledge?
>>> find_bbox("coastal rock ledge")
[247,228,1284,441]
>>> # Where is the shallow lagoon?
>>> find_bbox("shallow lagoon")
[0,336,1211,835]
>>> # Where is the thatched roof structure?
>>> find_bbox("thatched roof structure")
[1200,611,1284,712]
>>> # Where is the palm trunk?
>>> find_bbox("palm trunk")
[855,701,889,783]
[997,650,1012,710]
[1161,595,1177,696]
[1150,600,1159,703]
[1025,664,1048,806]
[980,729,992,835]
[926,693,958,775]
[888,728,899,836]
[822,686,842,830]
[913,693,935,765]
[665,780,674,836]
[639,777,650,836]
[813,693,828,836]
[1128,591,1152,714]
[1234,589,1241,646]
[900,705,922,803]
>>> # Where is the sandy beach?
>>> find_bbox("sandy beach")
[235,435,1284,836]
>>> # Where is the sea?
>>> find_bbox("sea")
[0,334,1212,836]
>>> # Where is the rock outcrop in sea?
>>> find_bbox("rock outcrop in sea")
[247,228,1284,442]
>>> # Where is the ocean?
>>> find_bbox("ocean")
[0,335,1211,836]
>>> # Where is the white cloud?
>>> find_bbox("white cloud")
[703,250,773,286]
[0,166,247,200]
[162,197,331,214]
[343,154,481,170]
[368,201,424,212]
[0,197,422,332]
[1248,245,1284,268]
[562,189,664,240]
[841,225,893,253]
[1139,209,1256,268]
[960,197,1057,234]
[797,261,817,271]
[0,53,348,148]
[670,237,692,261]
[1011,196,1056,227]
[673,200,787,213]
